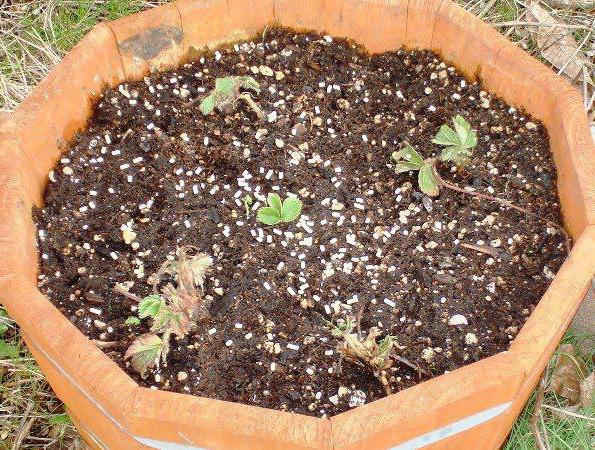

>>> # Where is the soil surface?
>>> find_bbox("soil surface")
[35,28,567,417]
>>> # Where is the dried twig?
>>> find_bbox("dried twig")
[11,402,35,450]
[460,242,502,257]
[531,374,550,450]
[394,355,430,376]
[113,284,142,303]
[541,403,595,421]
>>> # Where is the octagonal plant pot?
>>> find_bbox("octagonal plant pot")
[1,0,594,448]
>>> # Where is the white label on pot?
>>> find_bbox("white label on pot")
[390,402,513,450]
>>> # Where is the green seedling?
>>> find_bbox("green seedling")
[432,114,478,165]
[391,115,571,252]
[391,115,477,197]
[200,76,264,119]
[330,318,396,394]
[243,195,253,218]
[257,193,303,225]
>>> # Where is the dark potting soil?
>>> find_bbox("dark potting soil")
[35,28,567,417]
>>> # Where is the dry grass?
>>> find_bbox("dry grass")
[0,0,165,111]
[0,0,593,447]
[462,0,595,125]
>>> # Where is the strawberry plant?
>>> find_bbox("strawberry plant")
[119,248,213,377]
[257,193,303,225]
[200,76,264,119]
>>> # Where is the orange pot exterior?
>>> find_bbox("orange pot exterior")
[0,1,593,448]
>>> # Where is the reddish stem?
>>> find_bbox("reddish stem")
[432,167,571,254]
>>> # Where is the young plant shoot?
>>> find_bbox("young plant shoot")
[330,318,396,394]
[243,194,253,218]
[391,115,477,197]
[257,193,303,225]
[200,76,264,119]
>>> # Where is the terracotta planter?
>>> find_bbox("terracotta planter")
[0,0,594,448]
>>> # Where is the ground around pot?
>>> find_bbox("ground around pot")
[33,27,569,418]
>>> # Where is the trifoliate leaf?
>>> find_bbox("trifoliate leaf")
[125,316,141,326]
[124,333,164,377]
[199,94,216,115]
[418,164,440,197]
[391,143,424,168]
[257,207,282,225]
[432,116,477,167]
[267,193,283,214]
[138,295,165,319]
[281,197,303,222]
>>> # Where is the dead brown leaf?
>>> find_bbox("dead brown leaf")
[124,333,165,378]
[525,3,591,83]
[540,0,595,10]
[549,343,588,405]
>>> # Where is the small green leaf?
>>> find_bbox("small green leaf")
[378,335,395,357]
[267,193,283,214]
[453,115,477,148]
[199,95,216,115]
[0,340,19,359]
[215,77,235,94]
[394,161,423,174]
[239,76,261,94]
[418,164,440,197]
[124,333,164,376]
[281,197,303,222]
[49,413,72,427]
[243,195,253,218]
[330,318,355,337]
[138,295,165,319]
[391,143,424,168]
[432,124,459,147]
[125,316,141,326]
[257,207,282,225]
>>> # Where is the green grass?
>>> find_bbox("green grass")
[0,307,81,448]
[494,0,519,22]
[505,331,595,450]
